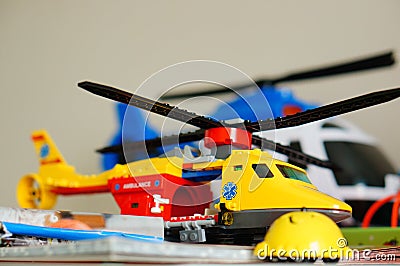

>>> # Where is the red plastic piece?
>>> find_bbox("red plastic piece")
[391,192,400,227]
[282,104,302,116]
[31,135,45,141]
[182,163,194,169]
[108,174,213,220]
[51,185,109,195]
[362,191,400,228]
[40,158,62,165]
[204,127,252,149]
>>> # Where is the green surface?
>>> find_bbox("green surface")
[342,227,400,248]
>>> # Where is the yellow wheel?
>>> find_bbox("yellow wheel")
[16,174,57,209]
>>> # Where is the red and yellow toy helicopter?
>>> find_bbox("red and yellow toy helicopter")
[17,81,400,245]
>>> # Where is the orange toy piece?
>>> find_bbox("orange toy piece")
[45,211,93,230]
[49,219,92,230]
[362,190,400,228]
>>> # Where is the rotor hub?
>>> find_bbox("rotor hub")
[204,127,252,150]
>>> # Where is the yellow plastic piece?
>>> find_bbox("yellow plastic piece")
[31,130,66,165]
[31,130,113,188]
[189,160,224,171]
[17,174,57,209]
[126,156,183,177]
[16,130,186,209]
[17,130,118,209]
[216,149,351,214]
[254,211,352,261]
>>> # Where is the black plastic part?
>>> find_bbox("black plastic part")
[164,226,267,246]
[82,81,399,170]
[271,51,395,84]
[96,129,206,154]
[244,87,400,132]
[80,81,400,134]
[252,135,335,169]
[160,51,395,100]
[288,141,308,169]
[78,81,222,130]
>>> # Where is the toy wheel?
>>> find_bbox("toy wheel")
[17,174,57,209]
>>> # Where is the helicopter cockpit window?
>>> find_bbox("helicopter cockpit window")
[252,164,274,178]
[324,141,396,187]
[276,165,312,184]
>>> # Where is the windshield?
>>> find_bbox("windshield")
[324,142,396,187]
[276,165,312,184]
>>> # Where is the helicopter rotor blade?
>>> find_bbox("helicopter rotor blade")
[97,129,206,154]
[160,51,395,100]
[78,81,222,129]
[270,50,395,84]
[160,80,266,100]
[81,81,399,171]
[80,81,399,134]
[251,135,335,169]
[243,87,400,132]
[98,132,336,169]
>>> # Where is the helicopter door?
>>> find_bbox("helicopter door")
[219,163,243,211]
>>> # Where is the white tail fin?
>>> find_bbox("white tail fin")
[31,130,67,166]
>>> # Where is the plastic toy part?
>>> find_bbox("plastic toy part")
[48,218,92,230]
[362,190,400,228]
[204,127,252,149]
[215,149,351,220]
[2,221,163,242]
[109,173,213,219]
[17,174,57,209]
[254,211,351,262]
[16,130,114,209]
[100,87,316,170]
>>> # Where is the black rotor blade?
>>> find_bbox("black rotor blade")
[97,129,206,154]
[270,50,395,84]
[160,80,265,100]
[78,81,222,129]
[81,81,400,134]
[252,135,335,169]
[160,51,395,100]
[243,87,400,132]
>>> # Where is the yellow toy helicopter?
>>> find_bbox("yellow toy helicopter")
[17,81,400,246]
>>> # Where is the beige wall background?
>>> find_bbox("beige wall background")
[0,0,399,214]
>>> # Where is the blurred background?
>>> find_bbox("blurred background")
[0,0,399,214]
